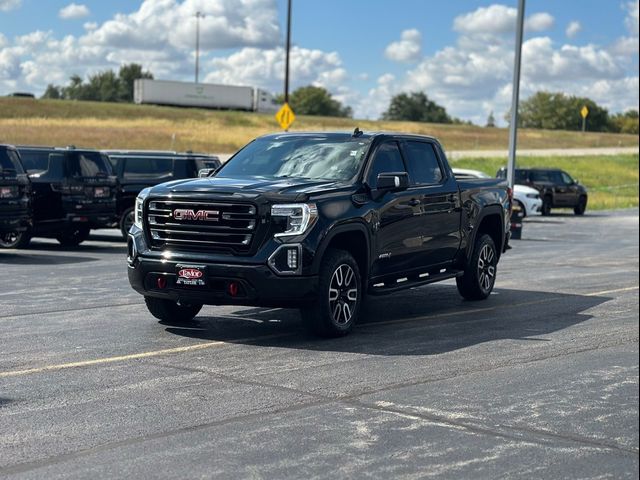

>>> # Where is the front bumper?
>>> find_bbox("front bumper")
[0,211,31,233]
[127,228,318,308]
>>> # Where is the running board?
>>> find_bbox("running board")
[368,270,463,296]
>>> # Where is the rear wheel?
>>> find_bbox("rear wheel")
[456,234,498,300]
[541,195,552,216]
[574,196,587,215]
[300,249,362,337]
[56,225,90,247]
[144,297,203,323]
[0,230,31,249]
[119,207,135,238]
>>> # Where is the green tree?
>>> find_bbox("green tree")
[518,91,610,132]
[41,84,63,99]
[485,111,496,128]
[118,63,153,102]
[275,85,352,117]
[382,92,452,123]
[609,110,639,134]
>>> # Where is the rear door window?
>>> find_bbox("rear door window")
[67,152,110,177]
[403,141,443,185]
[531,170,552,182]
[123,157,173,180]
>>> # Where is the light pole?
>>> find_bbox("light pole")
[194,11,204,84]
[507,0,525,192]
[284,0,292,104]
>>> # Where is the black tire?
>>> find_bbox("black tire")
[514,199,526,218]
[119,207,135,239]
[0,230,31,249]
[300,248,362,337]
[541,195,552,216]
[56,226,90,247]
[456,234,498,301]
[144,297,203,323]
[574,196,587,215]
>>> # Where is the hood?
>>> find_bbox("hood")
[149,175,354,202]
[513,184,540,195]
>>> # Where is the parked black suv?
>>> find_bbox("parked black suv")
[0,145,32,248]
[104,150,221,237]
[13,146,117,247]
[128,131,510,337]
[497,167,588,215]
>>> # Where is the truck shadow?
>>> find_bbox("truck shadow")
[0,252,98,265]
[163,285,609,356]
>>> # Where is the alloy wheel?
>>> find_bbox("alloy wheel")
[328,264,358,325]
[477,244,496,292]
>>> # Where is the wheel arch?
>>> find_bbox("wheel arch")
[466,206,504,264]
[312,222,370,286]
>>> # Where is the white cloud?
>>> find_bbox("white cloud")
[0,0,20,12]
[526,12,554,32]
[384,29,422,63]
[453,4,554,35]
[626,0,639,36]
[83,22,98,31]
[59,3,90,20]
[205,46,346,93]
[566,21,581,39]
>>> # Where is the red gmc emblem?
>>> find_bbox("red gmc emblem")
[173,209,219,221]
[178,268,203,279]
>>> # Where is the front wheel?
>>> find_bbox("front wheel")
[456,234,498,300]
[56,225,90,247]
[300,248,362,337]
[0,230,31,249]
[574,196,587,215]
[144,297,203,323]
[119,207,135,238]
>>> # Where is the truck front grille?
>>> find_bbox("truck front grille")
[146,199,257,252]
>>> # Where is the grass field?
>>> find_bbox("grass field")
[1,97,637,211]
[1,97,638,153]
[453,154,639,210]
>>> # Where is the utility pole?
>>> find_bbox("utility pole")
[507,0,525,191]
[284,0,292,104]
[194,11,204,83]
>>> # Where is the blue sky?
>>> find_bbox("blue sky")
[1,0,638,123]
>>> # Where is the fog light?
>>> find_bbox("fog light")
[287,248,298,269]
[267,244,302,275]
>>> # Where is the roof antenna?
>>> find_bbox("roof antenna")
[352,127,363,138]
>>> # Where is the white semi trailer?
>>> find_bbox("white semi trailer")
[133,79,278,113]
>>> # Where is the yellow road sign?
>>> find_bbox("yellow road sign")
[580,105,589,119]
[275,103,295,130]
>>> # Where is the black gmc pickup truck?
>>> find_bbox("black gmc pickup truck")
[128,131,511,337]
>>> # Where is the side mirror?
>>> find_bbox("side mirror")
[198,168,215,178]
[376,172,409,192]
[573,178,579,185]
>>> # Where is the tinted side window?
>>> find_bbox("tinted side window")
[403,141,443,185]
[367,142,405,185]
[561,172,574,184]
[67,152,110,177]
[531,170,552,182]
[19,150,50,173]
[123,157,173,179]
[0,149,24,173]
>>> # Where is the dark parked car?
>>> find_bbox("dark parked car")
[13,146,117,247]
[103,150,221,237]
[497,167,588,215]
[128,131,511,337]
[0,145,32,248]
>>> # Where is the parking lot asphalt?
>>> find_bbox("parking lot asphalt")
[0,209,638,479]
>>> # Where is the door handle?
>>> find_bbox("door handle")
[408,199,421,207]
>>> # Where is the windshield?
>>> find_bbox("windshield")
[67,152,110,177]
[216,136,372,181]
[0,149,25,175]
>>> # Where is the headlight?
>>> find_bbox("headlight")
[526,193,540,199]
[134,187,152,229]
[271,203,318,239]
